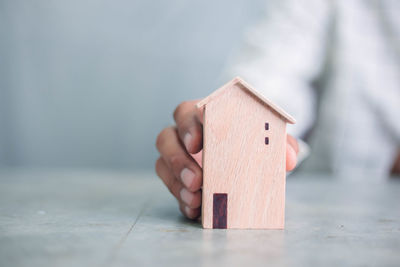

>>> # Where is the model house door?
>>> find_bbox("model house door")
[213,193,227,229]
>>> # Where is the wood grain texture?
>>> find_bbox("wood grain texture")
[201,83,287,229]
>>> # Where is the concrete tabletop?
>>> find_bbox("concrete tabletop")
[0,170,399,267]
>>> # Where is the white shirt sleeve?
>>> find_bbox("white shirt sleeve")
[224,0,333,138]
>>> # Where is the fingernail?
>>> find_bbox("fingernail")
[184,206,192,216]
[183,132,192,151]
[180,188,193,206]
[180,168,195,188]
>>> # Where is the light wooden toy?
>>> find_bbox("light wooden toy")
[197,77,296,229]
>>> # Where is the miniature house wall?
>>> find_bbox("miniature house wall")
[197,77,295,229]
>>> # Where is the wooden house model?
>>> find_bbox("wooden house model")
[197,77,296,229]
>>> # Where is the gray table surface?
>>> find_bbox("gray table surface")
[0,170,399,267]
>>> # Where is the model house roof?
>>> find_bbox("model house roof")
[197,77,296,124]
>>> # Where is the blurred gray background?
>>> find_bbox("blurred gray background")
[0,0,266,170]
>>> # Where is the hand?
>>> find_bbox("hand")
[391,149,400,175]
[155,100,299,219]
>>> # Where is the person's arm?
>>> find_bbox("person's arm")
[225,0,333,139]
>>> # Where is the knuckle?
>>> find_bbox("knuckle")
[163,174,175,194]
[155,131,165,149]
[155,157,163,173]
[155,127,171,149]
[166,184,174,195]
[169,178,181,198]
[173,101,192,121]
[173,103,183,120]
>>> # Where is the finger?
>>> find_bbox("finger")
[180,188,202,209]
[156,157,202,209]
[286,142,298,171]
[156,127,202,192]
[287,134,299,154]
[173,100,203,154]
[155,157,182,199]
[179,201,201,219]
